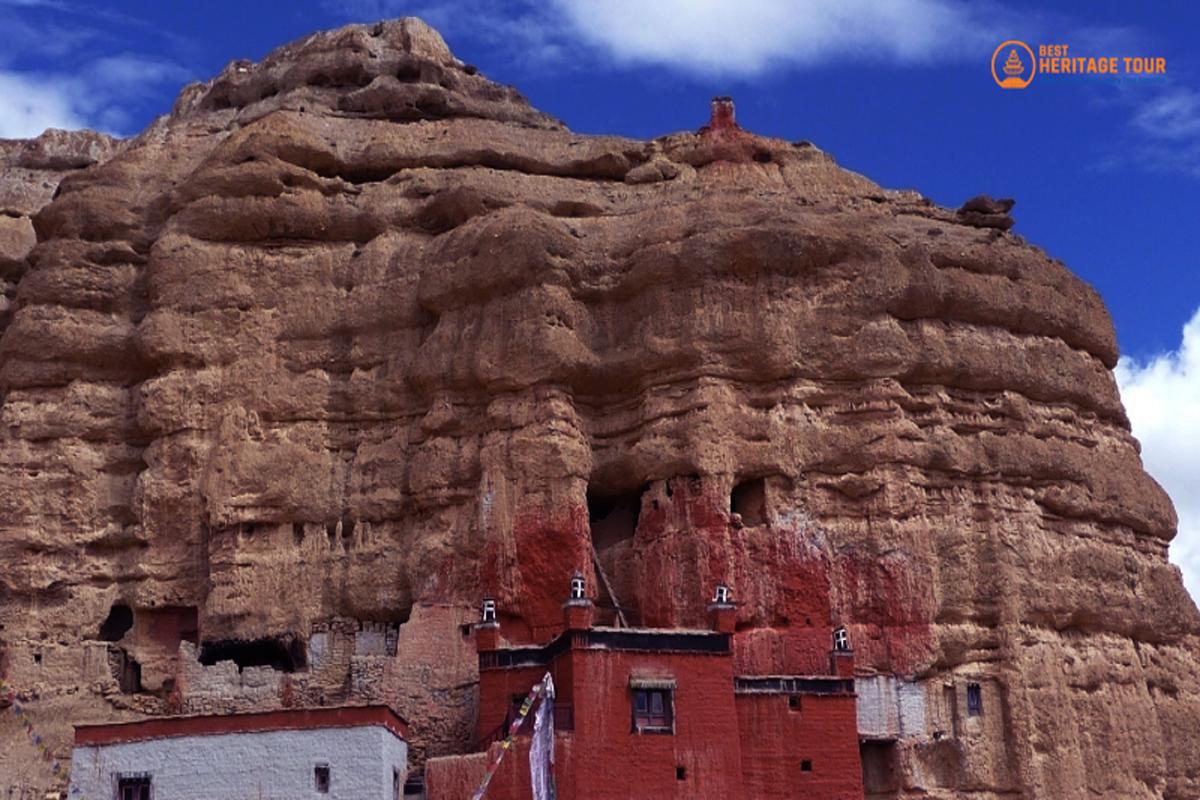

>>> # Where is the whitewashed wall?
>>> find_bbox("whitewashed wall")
[69,725,407,800]
[855,675,928,739]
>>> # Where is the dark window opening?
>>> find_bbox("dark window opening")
[801,759,813,772]
[293,522,305,547]
[632,688,673,733]
[459,623,473,639]
[392,768,402,800]
[788,695,801,711]
[117,775,151,800]
[403,775,425,796]
[314,764,330,793]
[341,516,356,545]
[587,489,641,550]
[199,636,306,672]
[967,682,983,716]
[33,652,42,665]
[731,478,767,526]
[99,603,134,642]
[676,766,686,781]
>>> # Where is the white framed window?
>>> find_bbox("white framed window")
[833,626,850,651]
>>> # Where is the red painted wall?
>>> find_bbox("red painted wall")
[477,659,574,745]
[567,647,746,800]
[476,643,748,800]
[735,692,864,800]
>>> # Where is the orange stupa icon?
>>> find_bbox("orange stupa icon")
[1003,48,1024,76]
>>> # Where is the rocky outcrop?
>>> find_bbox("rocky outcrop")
[0,129,123,342]
[1,17,1198,799]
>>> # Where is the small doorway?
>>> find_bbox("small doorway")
[860,740,899,798]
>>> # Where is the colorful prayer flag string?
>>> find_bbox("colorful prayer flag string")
[470,672,553,800]
[1,677,72,780]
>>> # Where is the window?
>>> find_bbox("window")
[632,688,673,733]
[676,766,686,780]
[314,764,330,793]
[801,760,813,772]
[788,695,801,711]
[116,775,151,800]
[393,768,402,800]
[967,682,983,717]
[833,626,850,652]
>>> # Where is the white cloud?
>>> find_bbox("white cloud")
[1116,307,1200,602]
[550,0,1001,76]
[1134,88,1200,141]
[0,55,191,139]
[0,71,86,137]
[328,0,1014,77]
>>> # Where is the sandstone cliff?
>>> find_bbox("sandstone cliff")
[1,18,1197,799]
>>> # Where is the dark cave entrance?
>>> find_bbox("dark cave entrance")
[731,477,767,526]
[587,487,645,626]
[587,490,641,551]
[199,636,307,672]
[98,603,134,642]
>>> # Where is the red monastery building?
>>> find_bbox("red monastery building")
[425,575,864,800]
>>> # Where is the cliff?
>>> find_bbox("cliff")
[1,18,1197,799]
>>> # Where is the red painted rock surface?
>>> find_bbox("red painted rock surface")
[0,17,1198,799]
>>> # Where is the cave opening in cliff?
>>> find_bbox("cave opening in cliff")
[731,477,767,526]
[587,487,644,625]
[98,603,134,642]
[587,489,641,550]
[198,635,307,672]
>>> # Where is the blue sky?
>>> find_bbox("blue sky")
[2,0,1198,599]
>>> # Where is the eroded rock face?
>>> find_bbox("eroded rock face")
[1,17,1197,799]
[0,129,124,345]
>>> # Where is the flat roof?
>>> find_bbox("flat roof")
[734,675,856,696]
[74,705,408,747]
[481,627,731,670]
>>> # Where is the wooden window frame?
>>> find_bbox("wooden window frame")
[632,687,674,734]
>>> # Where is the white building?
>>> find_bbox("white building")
[69,705,409,800]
